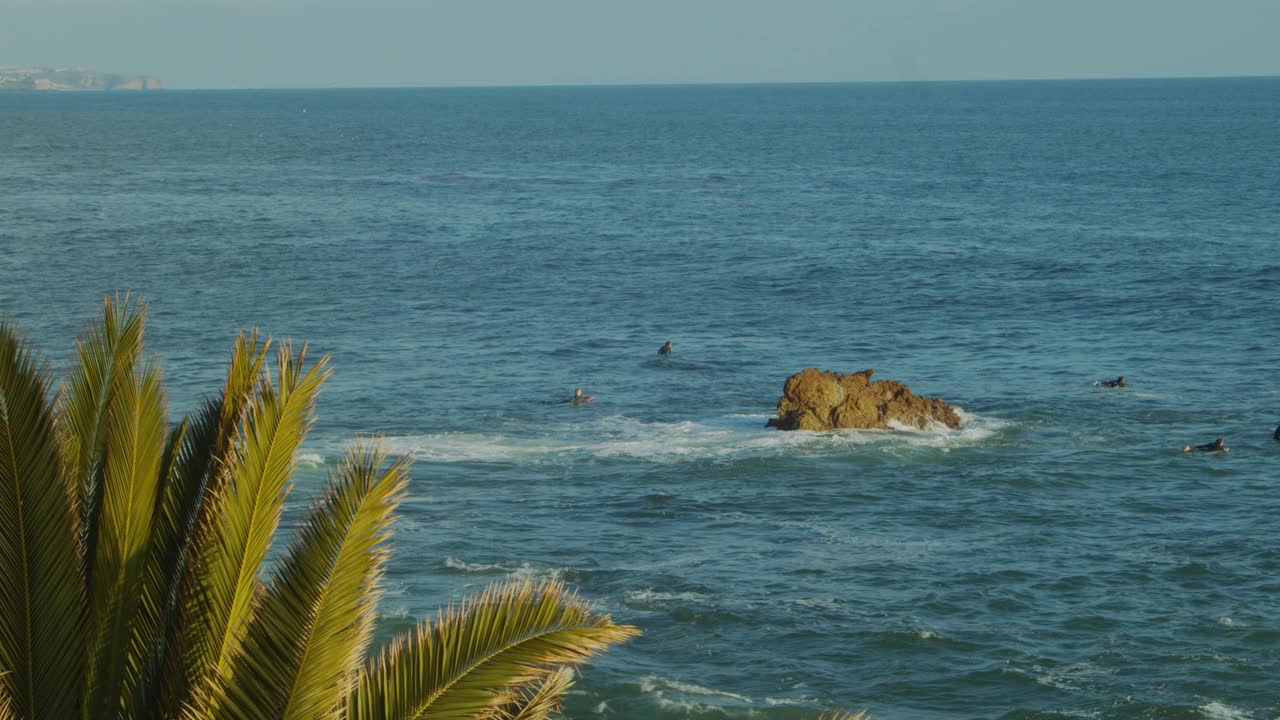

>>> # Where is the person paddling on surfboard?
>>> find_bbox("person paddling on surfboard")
[565,387,594,405]
[658,340,673,358]
[1183,437,1226,453]
[1095,376,1126,388]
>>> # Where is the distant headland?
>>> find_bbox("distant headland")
[0,67,162,91]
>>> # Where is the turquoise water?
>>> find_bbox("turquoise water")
[2,79,1279,719]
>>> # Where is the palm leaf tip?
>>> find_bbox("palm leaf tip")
[818,712,872,720]
[493,666,576,720]
[352,578,638,720]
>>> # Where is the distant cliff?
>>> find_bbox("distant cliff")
[0,67,162,91]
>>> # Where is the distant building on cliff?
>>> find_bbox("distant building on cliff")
[0,67,163,91]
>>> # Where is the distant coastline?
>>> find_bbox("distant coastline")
[0,66,162,91]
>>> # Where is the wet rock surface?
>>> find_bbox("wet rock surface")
[768,368,961,431]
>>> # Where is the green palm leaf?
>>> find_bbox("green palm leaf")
[181,343,329,705]
[0,322,85,719]
[137,331,272,718]
[214,443,410,720]
[491,666,575,720]
[85,360,170,719]
[2,307,644,720]
[60,293,145,573]
[349,579,640,720]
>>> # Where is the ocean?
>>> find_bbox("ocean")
[1,78,1278,719]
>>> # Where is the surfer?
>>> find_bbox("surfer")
[564,387,594,405]
[658,340,673,358]
[1183,437,1226,453]
[1095,376,1126,388]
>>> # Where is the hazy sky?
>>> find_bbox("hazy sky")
[2,0,1278,89]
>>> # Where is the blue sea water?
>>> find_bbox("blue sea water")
[2,78,1279,719]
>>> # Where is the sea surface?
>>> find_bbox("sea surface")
[2,78,1279,720]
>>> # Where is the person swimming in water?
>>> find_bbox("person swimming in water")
[564,387,594,405]
[658,340,672,358]
[1183,437,1226,453]
[1095,376,1126,388]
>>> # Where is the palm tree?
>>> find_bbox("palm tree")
[0,295,638,720]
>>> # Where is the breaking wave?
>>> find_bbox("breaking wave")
[334,410,1007,465]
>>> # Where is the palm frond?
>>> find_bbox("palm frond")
[180,342,329,705]
[140,331,271,718]
[0,673,14,720]
[491,666,575,720]
[85,360,170,718]
[59,293,145,572]
[213,443,410,720]
[0,321,86,718]
[349,579,640,720]
[818,712,871,720]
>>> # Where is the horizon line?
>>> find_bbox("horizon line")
[158,72,1280,92]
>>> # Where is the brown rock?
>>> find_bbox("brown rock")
[769,368,961,431]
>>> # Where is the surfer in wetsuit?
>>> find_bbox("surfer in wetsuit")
[1095,376,1126,388]
[1183,437,1226,453]
[565,387,594,405]
[658,340,672,358]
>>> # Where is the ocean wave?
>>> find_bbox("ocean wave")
[377,433,575,462]
[639,676,752,705]
[441,556,574,581]
[764,696,820,706]
[625,588,712,604]
[1200,701,1253,720]
[339,410,1006,465]
[296,452,326,467]
[1019,661,1116,692]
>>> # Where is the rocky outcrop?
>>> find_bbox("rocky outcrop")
[767,368,960,431]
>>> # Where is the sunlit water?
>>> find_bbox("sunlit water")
[2,78,1279,719]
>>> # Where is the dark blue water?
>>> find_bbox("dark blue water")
[2,79,1279,720]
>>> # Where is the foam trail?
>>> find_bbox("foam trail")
[639,676,753,704]
[343,409,1007,464]
[442,557,573,581]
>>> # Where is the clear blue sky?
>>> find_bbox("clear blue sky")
[3,0,1278,89]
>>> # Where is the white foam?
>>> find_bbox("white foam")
[765,696,820,706]
[377,433,573,462]
[442,556,572,581]
[625,588,710,603]
[639,676,752,704]
[882,408,1007,448]
[296,452,325,467]
[443,556,510,574]
[1200,702,1252,720]
[355,409,1006,465]
[1026,662,1114,692]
